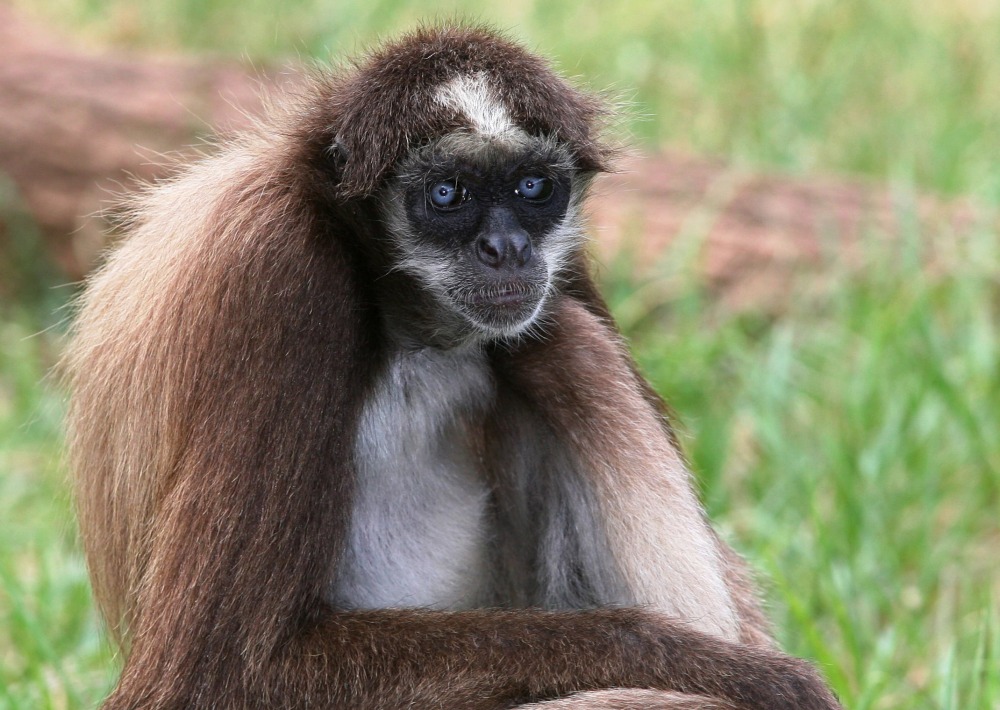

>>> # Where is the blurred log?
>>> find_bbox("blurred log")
[588,153,978,310]
[0,6,980,309]
[0,4,274,292]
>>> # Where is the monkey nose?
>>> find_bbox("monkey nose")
[476,232,533,270]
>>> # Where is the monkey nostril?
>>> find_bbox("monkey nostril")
[511,233,532,267]
[476,235,504,268]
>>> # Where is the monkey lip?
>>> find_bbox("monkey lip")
[455,283,547,333]
[462,284,543,309]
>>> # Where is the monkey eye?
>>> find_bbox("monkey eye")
[515,176,553,202]
[428,180,470,211]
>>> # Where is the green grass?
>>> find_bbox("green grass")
[606,218,1000,709]
[2,0,999,708]
[0,317,115,708]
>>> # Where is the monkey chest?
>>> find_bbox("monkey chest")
[329,348,495,610]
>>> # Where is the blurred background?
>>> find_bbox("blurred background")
[1,1,997,708]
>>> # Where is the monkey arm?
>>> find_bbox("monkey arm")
[283,607,837,709]
[111,589,835,709]
[553,271,777,649]
[480,294,841,708]
[494,296,740,638]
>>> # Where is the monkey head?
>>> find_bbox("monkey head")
[383,122,584,339]
[311,27,614,344]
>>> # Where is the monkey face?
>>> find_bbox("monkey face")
[381,132,586,341]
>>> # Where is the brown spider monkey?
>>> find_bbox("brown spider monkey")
[66,25,842,710]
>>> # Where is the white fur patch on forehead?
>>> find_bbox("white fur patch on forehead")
[435,74,522,138]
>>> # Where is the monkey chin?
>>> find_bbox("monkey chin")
[456,284,549,340]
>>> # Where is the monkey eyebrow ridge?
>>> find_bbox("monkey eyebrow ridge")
[402,134,576,186]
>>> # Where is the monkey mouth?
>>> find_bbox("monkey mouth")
[462,283,544,311]
[454,282,547,333]
[463,283,543,309]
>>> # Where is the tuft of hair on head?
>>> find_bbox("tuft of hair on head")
[307,24,618,200]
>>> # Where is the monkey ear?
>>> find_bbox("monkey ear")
[326,138,350,175]
[324,82,448,200]
[328,118,422,200]
[322,131,388,200]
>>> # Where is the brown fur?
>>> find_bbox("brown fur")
[322,25,612,198]
[520,689,738,709]
[66,25,840,709]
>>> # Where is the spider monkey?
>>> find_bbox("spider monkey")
[66,25,842,710]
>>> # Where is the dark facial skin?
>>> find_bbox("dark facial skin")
[390,136,577,339]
